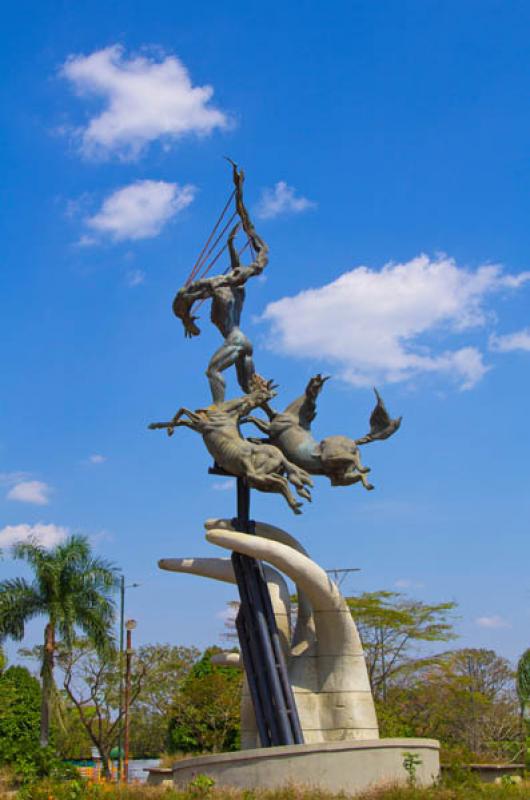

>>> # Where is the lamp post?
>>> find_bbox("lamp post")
[123,619,137,784]
[117,578,140,782]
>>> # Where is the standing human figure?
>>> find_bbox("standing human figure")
[172,162,269,404]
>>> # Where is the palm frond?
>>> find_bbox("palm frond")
[0,578,44,641]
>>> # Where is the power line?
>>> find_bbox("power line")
[325,567,361,588]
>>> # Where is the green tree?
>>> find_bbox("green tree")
[516,648,530,763]
[167,647,242,754]
[379,648,519,762]
[23,640,201,764]
[57,639,142,772]
[0,665,41,770]
[517,648,530,718]
[129,644,200,757]
[0,535,118,748]
[345,591,457,700]
[57,640,193,767]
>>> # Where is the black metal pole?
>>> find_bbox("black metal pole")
[231,476,304,747]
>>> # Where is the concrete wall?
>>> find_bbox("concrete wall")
[148,738,440,794]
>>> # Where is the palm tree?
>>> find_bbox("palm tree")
[0,535,118,747]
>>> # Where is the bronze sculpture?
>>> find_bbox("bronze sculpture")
[148,164,414,768]
[149,375,313,514]
[243,374,402,489]
[151,163,401,511]
[172,161,268,405]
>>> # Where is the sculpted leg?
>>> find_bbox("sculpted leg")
[246,469,303,515]
[236,352,255,395]
[206,342,242,404]
[281,459,313,501]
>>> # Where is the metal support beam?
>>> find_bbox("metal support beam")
[231,476,304,747]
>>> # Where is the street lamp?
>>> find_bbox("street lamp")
[123,619,137,784]
[117,578,140,782]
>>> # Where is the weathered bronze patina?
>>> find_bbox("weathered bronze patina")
[244,375,401,489]
[149,375,313,514]
[172,162,268,405]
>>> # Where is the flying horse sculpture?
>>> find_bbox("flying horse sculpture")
[244,374,402,489]
[172,160,268,405]
[149,375,313,514]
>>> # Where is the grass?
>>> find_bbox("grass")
[8,779,530,800]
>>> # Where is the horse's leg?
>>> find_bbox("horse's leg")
[350,448,371,475]
[241,415,271,435]
[281,459,313,501]
[246,469,303,515]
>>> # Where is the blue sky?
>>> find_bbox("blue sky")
[1,0,530,664]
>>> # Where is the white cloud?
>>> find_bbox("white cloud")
[88,454,106,464]
[7,480,52,506]
[126,269,146,287]
[475,615,511,629]
[0,523,69,549]
[85,180,195,243]
[262,256,530,390]
[61,45,229,160]
[211,480,234,491]
[489,328,530,353]
[256,181,316,220]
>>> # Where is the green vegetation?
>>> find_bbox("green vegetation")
[0,535,118,748]
[14,779,530,800]
[0,537,528,795]
[167,648,242,754]
[344,591,458,702]
[0,665,41,772]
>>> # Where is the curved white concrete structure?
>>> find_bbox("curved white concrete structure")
[148,739,440,793]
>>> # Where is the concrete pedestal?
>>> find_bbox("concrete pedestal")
[148,738,440,794]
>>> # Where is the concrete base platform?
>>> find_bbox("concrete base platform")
[148,738,440,794]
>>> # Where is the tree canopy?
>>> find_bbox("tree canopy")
[0,535,118,747]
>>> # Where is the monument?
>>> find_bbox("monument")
[147,164,440,793]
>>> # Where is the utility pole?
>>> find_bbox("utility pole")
[123,619,137,783]
[325,567,360,589]
[117,576,125,781]
[117,578,140,782]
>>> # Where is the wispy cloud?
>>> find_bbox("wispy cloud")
[87,454,106,464]
[256,181,316,220]
[489,328,530,353]
[211,480,234,492]
[126,269,146,287]
[0,523,68,549]
[84,180,195,243]
[475,615,511,629]
[7,480,52,506]
[0,472,30,487]
[60,45,229,160]
[262,257,530,390]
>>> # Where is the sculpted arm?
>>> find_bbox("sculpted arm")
[172,279,214,338]
[172,160,268,335]
[227,160,269,279]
